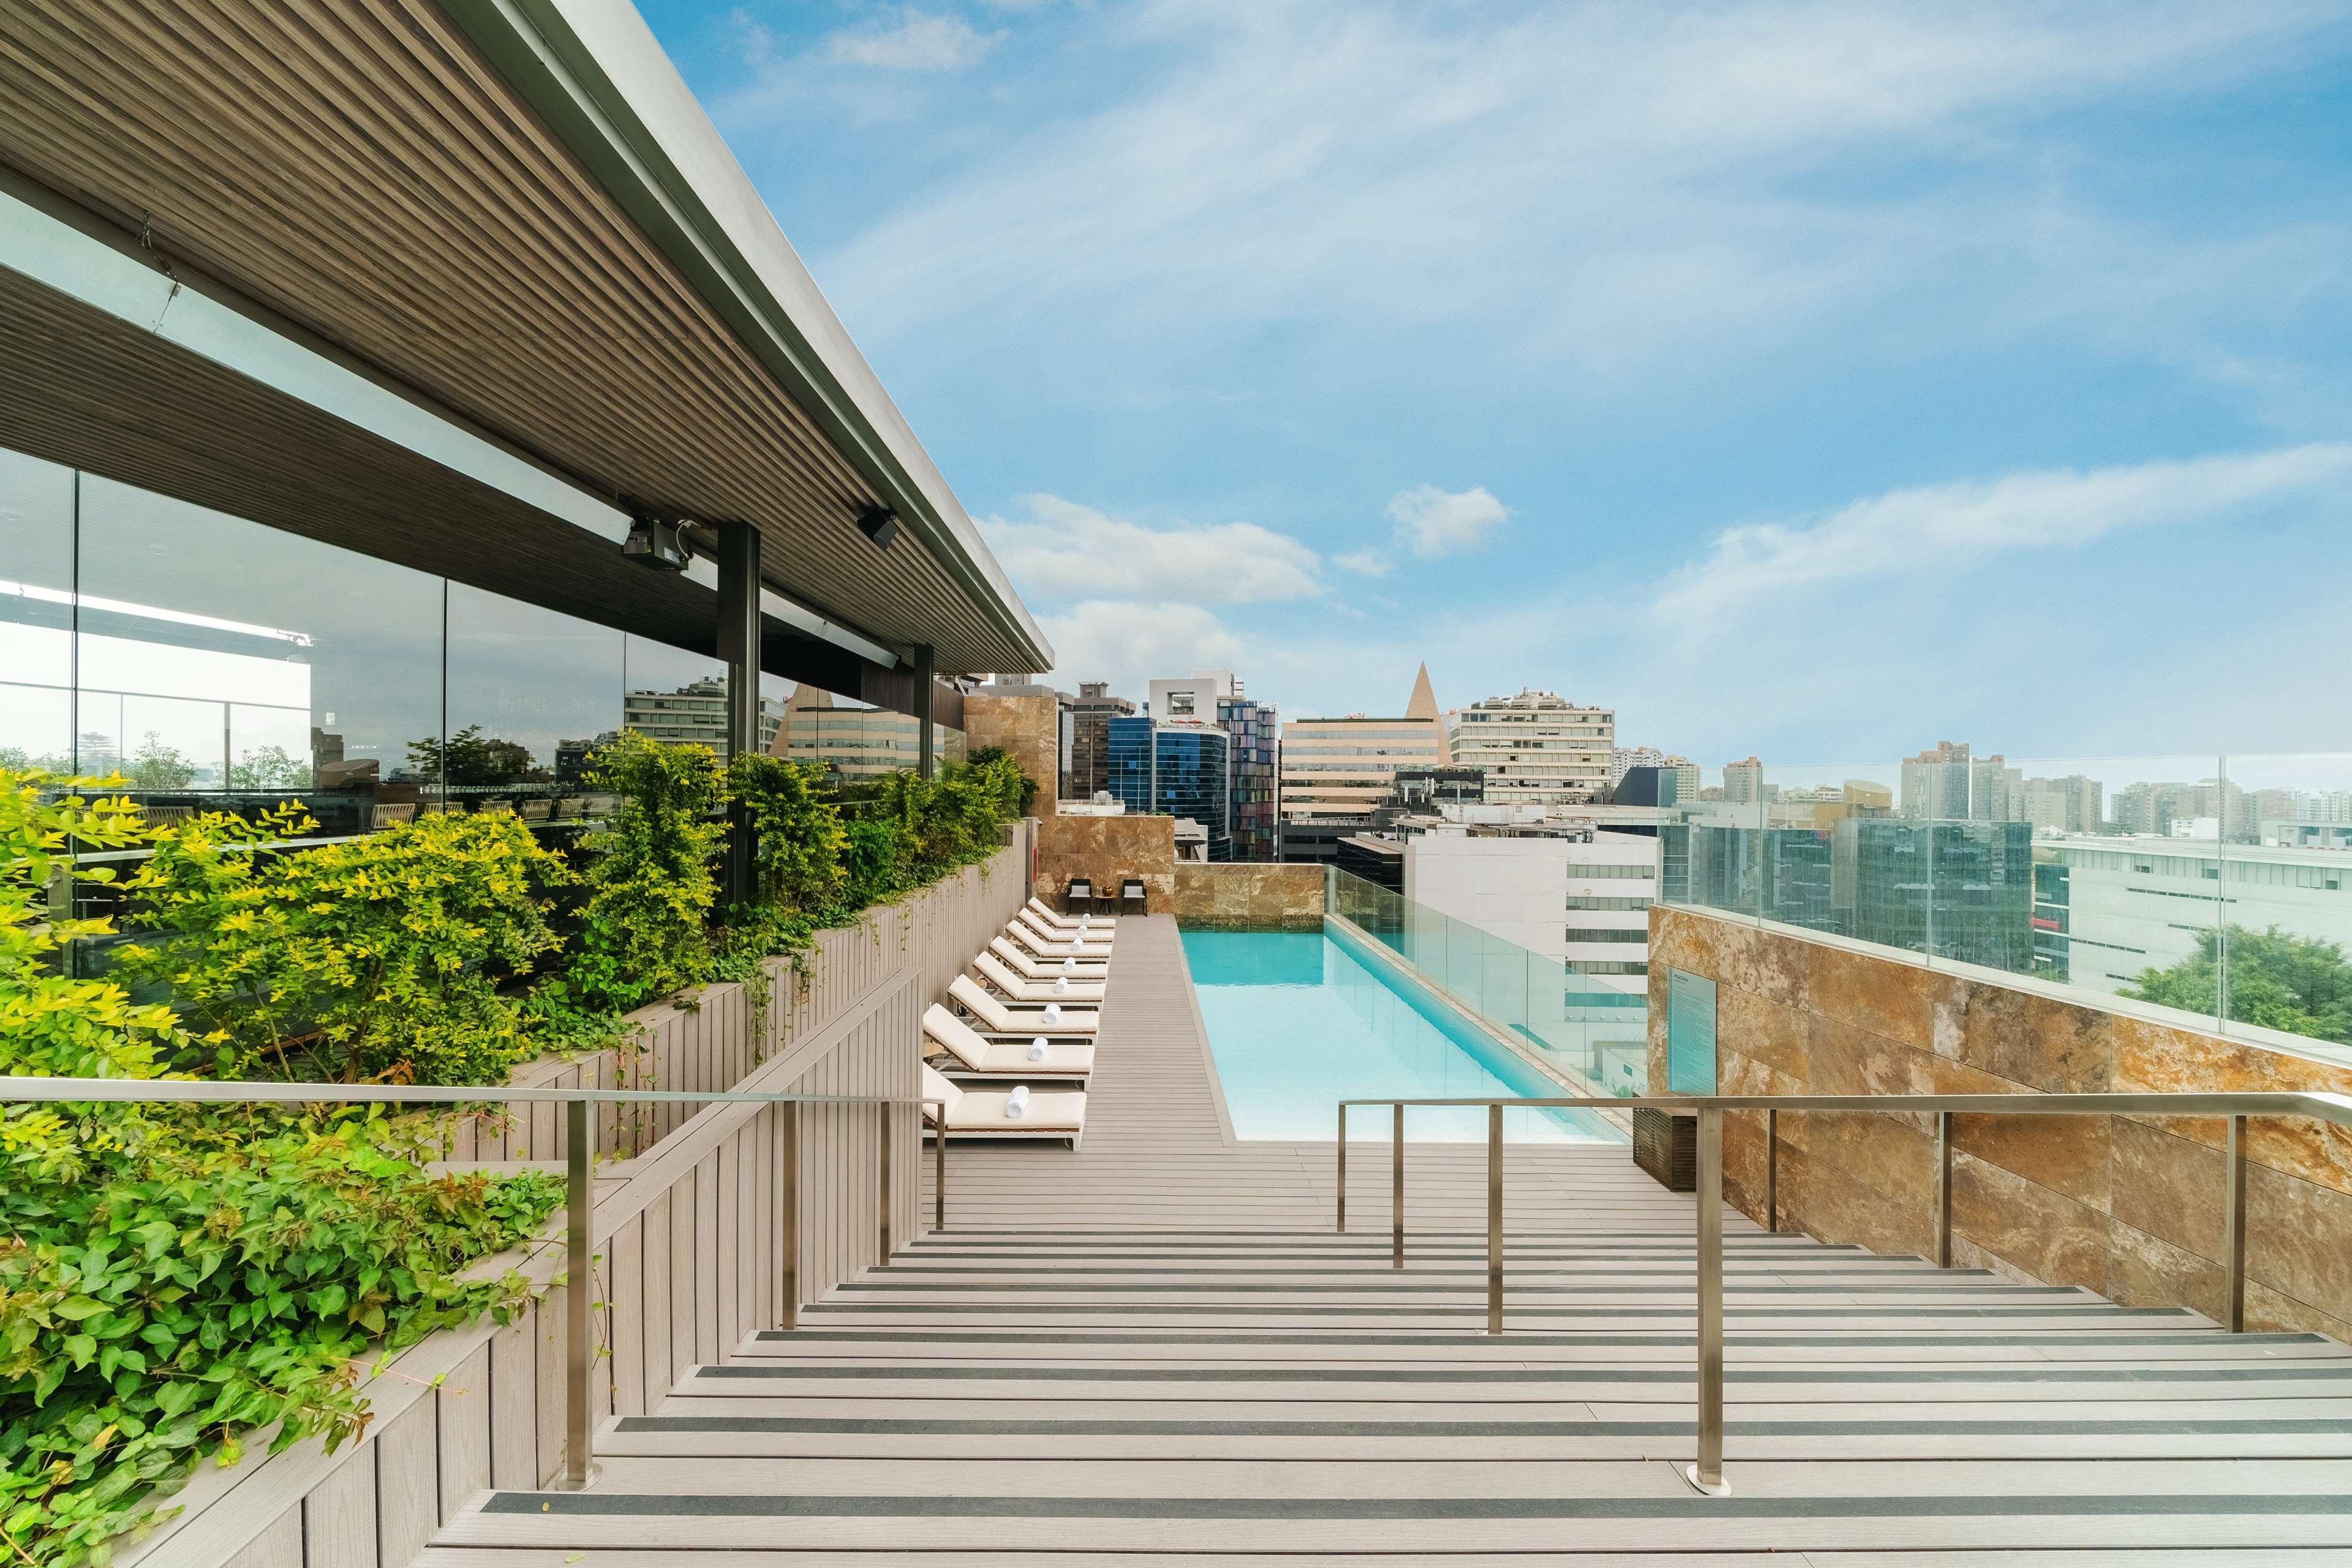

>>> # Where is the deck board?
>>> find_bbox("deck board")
[429,915,2352,1561]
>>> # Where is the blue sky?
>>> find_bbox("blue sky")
[638,0,2352,769]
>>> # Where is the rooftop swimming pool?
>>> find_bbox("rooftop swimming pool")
[1181,927,1624,1143]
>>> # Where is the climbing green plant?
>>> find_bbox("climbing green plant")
[728,753,847,913]
[564,732,729,1014]
[0,771,564,1566]
[117,809,571,1085]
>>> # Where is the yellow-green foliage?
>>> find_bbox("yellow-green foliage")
[566,732,729,1012]
[0,772,562,1566]
[118,808,571,1085]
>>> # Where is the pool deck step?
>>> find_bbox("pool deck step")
[426,917,2352,1562]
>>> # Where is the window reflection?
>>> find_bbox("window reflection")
[0,448,77,774]
[75,475,442,834]
[447,582,623,817]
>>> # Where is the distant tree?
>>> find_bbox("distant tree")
[230,744,311,790]
[2124,924,2352,1046]
[126,731,197,791]
[407,725,542,786]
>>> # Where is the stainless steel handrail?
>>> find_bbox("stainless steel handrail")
[2,1077,948,1492]
[1338,1090,2352,1497]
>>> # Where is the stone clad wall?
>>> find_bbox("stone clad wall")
[1169,862,1324,929]
[1035,811,1175,911]
[1647,904,2352,1339]
[962,685,1061,801]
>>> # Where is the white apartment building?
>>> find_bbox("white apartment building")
[1148,669,1237,722]
[2040,832,2352,995]
[1402,827,1659,979]
[1447,688,1614,804]
[1278,663,1446,821]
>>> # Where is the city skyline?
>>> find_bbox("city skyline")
[642,0,2352,760]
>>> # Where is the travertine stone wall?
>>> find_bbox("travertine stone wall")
[1170,862,1325,929]
[1648,904,2352,1339]
[1035,811,1175,911]
[962,685,1060,801]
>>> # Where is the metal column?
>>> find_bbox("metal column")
[1687,1105,1728,1494]
[2224,1114,2248,1332]
[1763,1107,1778,1234]
[1392,1103,1406,1269]
[779,1102,799,1332]
[1487,1104,1504,1334]
[1335,1103,1346,1232]
[717,519,763,908]
[561,1098,594,1490]
[1933,1110,1953,1268]
[913,643,935,780]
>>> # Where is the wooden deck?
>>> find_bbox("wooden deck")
[426,916,2352,1564]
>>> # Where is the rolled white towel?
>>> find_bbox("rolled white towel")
[1004,1085,1030,1121]
[1042,1002,1063,1024]
[1027,1036,1047,1061]
[1077,913,1090,930]
[1052,975,1070,995]
[1060,957,1076,974]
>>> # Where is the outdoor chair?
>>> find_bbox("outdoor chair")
[921,1063,1085,1148]
[1118,877,1148,916]
[924,1005,1093,1084]
[949,974,1099,1037]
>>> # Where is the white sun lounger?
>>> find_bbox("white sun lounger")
[922,1063,1085,1147]
[1010,913,1114,956]
[950,973,1100,1036]
[974,951,1107,1004]
[989,936,1109,981]
[924,1005,1093,1082]
[1028,896,1116,931]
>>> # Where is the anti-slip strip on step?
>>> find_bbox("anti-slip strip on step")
[799,1303,2179,1320]
[755,1329,2285,1347]
[696,1362,2352,1384]
[875,1267,2016,1282]
[839,1280,2058,1294]
[613,1415,2352,1438]
[481,1491,2352,1521]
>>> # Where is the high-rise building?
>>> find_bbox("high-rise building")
[1278,662,1447,823]
[1722,756,1765,805]
[1148,670,1236,723]
[624,677,783,761]
[1610,745,1691,788]
[2021,774,2103,835]
[1060,681,1135,801]
[1219,693,1279,861]
[1446,688,1614,805]
[1970,754,2023,823]
[1899,741,1973,820]
[1105,715,1231,861]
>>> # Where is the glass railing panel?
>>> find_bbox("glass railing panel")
[1324,865,1643,1099]
[2207,752,2352,1055]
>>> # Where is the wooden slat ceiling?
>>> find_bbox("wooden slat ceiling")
[0,260,927,709]
[0,0,1035,674]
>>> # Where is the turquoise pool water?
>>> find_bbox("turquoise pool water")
[1181,929,1623,1143]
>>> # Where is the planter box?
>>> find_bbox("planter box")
[1632,1106,1696,1193]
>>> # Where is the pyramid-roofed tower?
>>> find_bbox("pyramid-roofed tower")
[1405,662,1439,722]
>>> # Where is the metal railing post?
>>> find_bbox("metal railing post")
[878,1101,894,1261]
[1687,1104,1727,1495]
[1934,1110,1953,1268]
[780,1101,799,1332]
[561,1097,594,1491]
[1487,1102,1503,1334]
[1392,1102,1406,1269]
[1763,1107,1778,1234]
[2225,1114,2247,1332]
[1336,1102,1347,1232]
[934,1101,948,1232]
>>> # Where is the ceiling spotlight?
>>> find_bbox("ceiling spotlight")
[623,511,690,571]
[856,505,900,550]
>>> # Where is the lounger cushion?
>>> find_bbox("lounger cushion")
[924,1005,1094,1077]
[1028,897,1116,929]
[974,954,1107,1003]
[989,937,1109,979]
[944,1086,1087,1134]
[950,974,1100,1035]
[1010,915,1114,954]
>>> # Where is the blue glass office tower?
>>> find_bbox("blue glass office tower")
[1104,716,1231,860]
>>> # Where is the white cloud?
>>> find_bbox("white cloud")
[1037,600,1249,699]
[979,493,1324,604]
[809,1,2345,366]
[1654,443,2352,628]
[828,10,1000,73]
[1337,484,1510,575]
[1385,484,1509,557]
